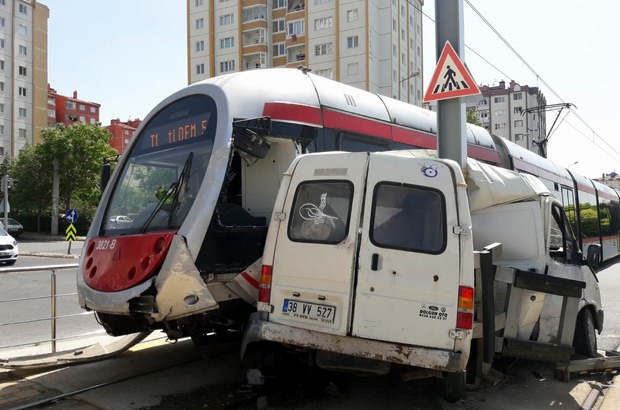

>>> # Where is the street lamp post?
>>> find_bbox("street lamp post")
[398,71,420,102]
[568,161,578,170]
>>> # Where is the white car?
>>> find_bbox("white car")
[0,225,18,265]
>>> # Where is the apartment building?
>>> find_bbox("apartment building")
[47,85,100,127]
[187,0,424,105]
[105,118,142,154]
[466,80,547,154]
[594,173,620,191]
[0,0,49,158]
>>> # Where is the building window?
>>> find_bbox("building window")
[514,120,523,127]
[0,39,4,49]
[19,108,27,118]
[19,66,26,76]
[18,87,26,97]
[515,133,524,140]
[347,62,359,76]
[288,20,304,36]
[78,104,86,110]
[19,45,27,55]
[274,0,286,9]
[0,82,4,91]
[66,101,76,109]
[220,37,234,49]
[0,125,3,135]
[0,60,3,70]
[0,147,3,156]
[90,107,96,113]
[409,38,414,50]
[314,0,332,4]
[393,70,397,82]
[243,6,267,22]
[401,4,405,15]
[392,19,396,31]
[392,44,397,57]
[79,115,85,122]
[401,53,405,64]
[477,99,487,105]
[220,60,235,72]
[494,123,506,130]
[220,13,234,26]
[18,24,27,35]
[347,36,359,48]
[0,104,3,113]
[315,42,332,56]
[196,41,204,52]
[494,96,505,103]
[0,17,4,27]
[19,128,26,138]
[47,109,54,117]
[196,63,205,74]
[273,43,285,57]
[513,93,523,100]
[195,0,204,5]
[18,4,27,14]
[273,19,285,33]
[416,46,420,56]
[314,17,332,31]
[401,28,405,40]
[0,0,4,6]
[196,18,204,29]
[513,107,522,114]
[315,68,333,79]
[494,110,505,116]
[347,9,358,22]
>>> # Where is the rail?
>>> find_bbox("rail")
[0,263,100,355]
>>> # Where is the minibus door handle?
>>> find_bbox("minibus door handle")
[371,253,379,271]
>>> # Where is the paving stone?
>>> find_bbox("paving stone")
[0,386,18,395]
[14,389,41,399]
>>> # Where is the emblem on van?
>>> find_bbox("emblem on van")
[421,162,439,178]
[428,305,439,311]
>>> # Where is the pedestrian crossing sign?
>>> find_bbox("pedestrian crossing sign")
[423,41,480,102]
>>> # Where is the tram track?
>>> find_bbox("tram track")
[7,341,242,410]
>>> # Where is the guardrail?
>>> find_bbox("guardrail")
[0,263,106,355]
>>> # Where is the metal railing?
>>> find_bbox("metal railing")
[0,263,106,355]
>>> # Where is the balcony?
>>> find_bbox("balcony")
[243,52,267,70]
[288,0,305,13]
[242,5,268,23]
[287,45,305,64]
[242,29,267,46]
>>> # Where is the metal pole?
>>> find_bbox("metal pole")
[68,241,72,255]
[435,0,467,168]
[51,270,57,353]
[3,175,8,229]
[51,158,59,236]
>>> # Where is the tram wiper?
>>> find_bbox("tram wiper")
[138,152,193,234]
[167,152,194,226]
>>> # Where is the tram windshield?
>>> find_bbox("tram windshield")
[101,95,218,236]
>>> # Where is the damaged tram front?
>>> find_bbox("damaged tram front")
[77,75,313,342]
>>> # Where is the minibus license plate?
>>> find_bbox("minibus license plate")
[282,299,336,323]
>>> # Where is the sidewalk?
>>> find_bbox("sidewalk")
[18,232,86,259]
[19,232,87,242]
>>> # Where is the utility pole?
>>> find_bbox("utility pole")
[435,0,467,168]
[51,157,59,236]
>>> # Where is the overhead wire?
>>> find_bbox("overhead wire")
[410,0,620,164]
[462,0,620,163]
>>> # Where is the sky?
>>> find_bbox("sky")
[43,0,619,179]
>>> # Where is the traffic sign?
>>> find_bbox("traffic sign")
[66,224,77,242]
[66,208,79,224]
[423,41,480,102]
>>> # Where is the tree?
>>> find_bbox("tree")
[38,122,118,211]
[10,145,52,231]
[10,123,117,232]
[466,109,483,127]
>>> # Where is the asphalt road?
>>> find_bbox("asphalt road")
[17,240,85,256]
[0,255,102,357]
[596,258,620,351]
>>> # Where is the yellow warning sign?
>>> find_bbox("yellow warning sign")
[66,223,76,242]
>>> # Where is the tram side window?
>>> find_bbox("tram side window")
[337,132,392,152]
[562,187,579,236]
[607,198,620,237]
[599,197,612,237]
[578,189,600,241]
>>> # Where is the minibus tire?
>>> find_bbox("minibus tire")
[573,308,597,358]
[441,370,465,403]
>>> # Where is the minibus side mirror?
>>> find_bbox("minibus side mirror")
[586,244,601,268]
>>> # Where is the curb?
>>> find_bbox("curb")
[20,252,80,259]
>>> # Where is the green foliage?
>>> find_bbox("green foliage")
[8,122,118,233]
[466,109,483,127]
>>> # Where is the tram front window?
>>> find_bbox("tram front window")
[101,95,217,236]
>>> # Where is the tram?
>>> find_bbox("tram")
[77,68,619,339]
